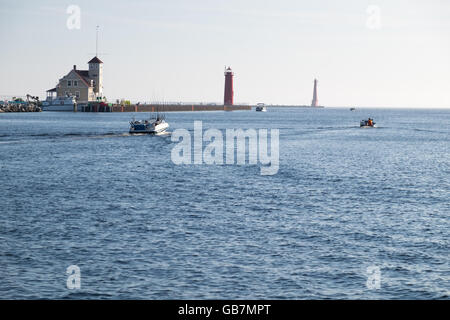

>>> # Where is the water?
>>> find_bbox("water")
[0,108,449,299]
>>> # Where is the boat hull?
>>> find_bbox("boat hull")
[129,122,169,134]
[42,105,81,111]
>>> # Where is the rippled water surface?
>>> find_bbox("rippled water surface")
[0,108,449,299]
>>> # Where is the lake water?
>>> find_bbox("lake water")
[0,108,449,299]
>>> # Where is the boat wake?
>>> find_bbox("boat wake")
[0,132,135,142]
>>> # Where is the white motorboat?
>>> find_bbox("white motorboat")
[42,96,79,111]
[256,103,267,112]
[129,114,169,134]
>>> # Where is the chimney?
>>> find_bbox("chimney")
[73,65,76,70]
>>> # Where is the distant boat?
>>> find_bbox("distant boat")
[360,118,376,128]
[129,114,169,134]
[350,107,356,111]
[256,103,267,112]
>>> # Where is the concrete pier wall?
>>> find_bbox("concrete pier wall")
[81,103,251,112]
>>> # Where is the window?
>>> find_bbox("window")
[74,81,78,87]
[67,80,72,87]
[75,91,80,98]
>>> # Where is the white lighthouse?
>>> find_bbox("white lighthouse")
[311,79,318,107]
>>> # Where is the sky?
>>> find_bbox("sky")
[1,0,449,107]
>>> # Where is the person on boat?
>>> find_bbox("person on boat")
[368,118,373,126]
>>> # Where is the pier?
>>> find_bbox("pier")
[80,103,251,112]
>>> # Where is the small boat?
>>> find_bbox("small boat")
[256,103,267,112]
[360,118,376,128]
[129,114,169,134]
[350,107,356,111]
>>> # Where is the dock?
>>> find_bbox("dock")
[80,103,251,112]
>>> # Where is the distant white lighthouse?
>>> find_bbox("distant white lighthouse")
[311,79,318,107]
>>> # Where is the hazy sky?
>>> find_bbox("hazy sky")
[1,0,449,107]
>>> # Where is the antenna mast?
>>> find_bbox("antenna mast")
[95,25,99,57]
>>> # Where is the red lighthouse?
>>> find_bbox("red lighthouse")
[224,67,234,106]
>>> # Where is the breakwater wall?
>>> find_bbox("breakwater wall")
[81,104,251,112]
[0,102,42,113]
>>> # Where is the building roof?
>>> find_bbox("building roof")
[88,56,103,64]
[74,70,91,86]
[46,87,57,92]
